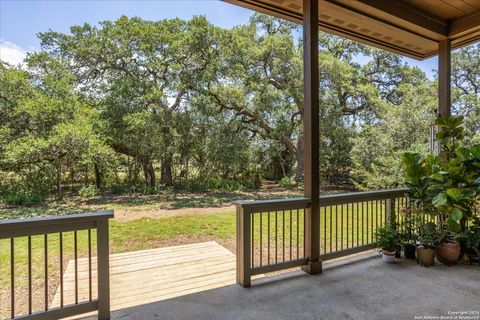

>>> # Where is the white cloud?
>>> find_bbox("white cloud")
[0,40,27,66]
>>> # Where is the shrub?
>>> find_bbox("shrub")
[2,189,44,206]
[279,176,296,189]
[0,174,46,205]
[78,185,100,198]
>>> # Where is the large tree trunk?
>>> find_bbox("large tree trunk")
[294,136,304,181]
[56,163,62,198]
[94,163,103,189]
[142,158,156,188]
[148,162,156,187]
[161,156,173,186]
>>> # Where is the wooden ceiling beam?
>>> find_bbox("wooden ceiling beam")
[352,0,448,37]
[449,8,480,37]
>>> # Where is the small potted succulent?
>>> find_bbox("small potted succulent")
[416,222,441,267]
[375,224,399,263]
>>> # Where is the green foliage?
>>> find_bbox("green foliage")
[401,116,480,234]
[417,222,443,249]
[398,211,421,244]
[78,185,100,198]
[352,82,436,190]
[463,216,480,252]
[375,222,399,251]
[1,15,479,202]
[2,187,44,206]
[279,176,296,189]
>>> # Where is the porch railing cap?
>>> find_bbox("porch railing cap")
[0,210,114,231]
[233,197,311,209]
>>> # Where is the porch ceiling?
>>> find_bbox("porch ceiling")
[222,0,480,60]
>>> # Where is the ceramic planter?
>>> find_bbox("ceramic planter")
[416,246,435,267]
[403,243,416,259]
[382,250,396,263]
[436,241,461,265]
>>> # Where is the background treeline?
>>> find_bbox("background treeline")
[0,14,479,204]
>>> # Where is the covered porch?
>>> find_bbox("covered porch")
[2,0,480,320]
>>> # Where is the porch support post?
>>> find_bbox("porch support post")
[438,38,451,117]
[301,0,322,274]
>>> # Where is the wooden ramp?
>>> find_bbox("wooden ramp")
[52,241,237,318]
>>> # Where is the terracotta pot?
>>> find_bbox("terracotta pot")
[416,246,435,267]
[436,241,461,265]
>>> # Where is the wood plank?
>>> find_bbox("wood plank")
[72,245,232,269]
[52,242,245,317]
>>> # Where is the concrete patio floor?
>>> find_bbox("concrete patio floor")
[81,252,480,320]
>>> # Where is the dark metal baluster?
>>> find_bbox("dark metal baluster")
[346,203,349,249]
[289,209,293,260]
[88,229,92,301]
[356,202,359,247]
[397,197,401,232]
[251,213,255,267]
[282,210,285,262]
[44,234,48,311]
[60,232,64,308]
[375,200,378,240]
[370,201,374,243]
[259,212,263,266]
[303,209,306,257]
[365,201,370,244]
[267,211,270,265]
[323,207,327,254]
[11,238,15,319]
[74,230,79,304]
[329,206,332,253]
[353,203,356,246]
[380,200,383,227]
[341,204,344,250]
[361,201,364,245]
[28,235,32,314]
[296,209,299,259]
[275,210,278,263]
[335,205,338,252]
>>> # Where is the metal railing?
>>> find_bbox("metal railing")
[235,189,409,286]
[0,210,113,320]
[319,189,408,260]
[235,198,310,287]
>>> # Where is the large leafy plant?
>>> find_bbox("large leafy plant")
[464,216,480,255]
[402,116,480,234]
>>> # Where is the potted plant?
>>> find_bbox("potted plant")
[428,117,480,264]
[402,116,480,265]
[399,210,419,259]
[416,222,440,267]
[464,216,480,265]
[375,223,399,263]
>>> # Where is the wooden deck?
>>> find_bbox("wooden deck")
[52,241,237,317]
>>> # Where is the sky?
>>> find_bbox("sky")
[0,0,437,78]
